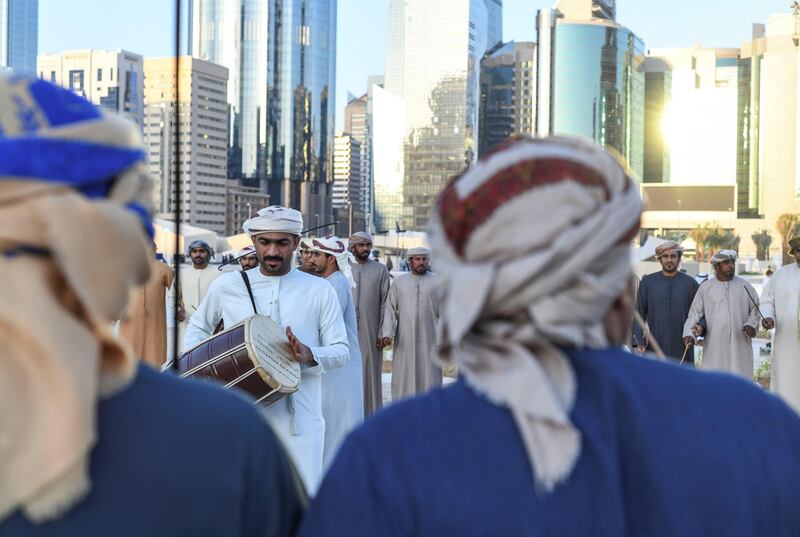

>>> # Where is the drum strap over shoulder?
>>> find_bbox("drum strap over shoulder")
[240,270,258,314]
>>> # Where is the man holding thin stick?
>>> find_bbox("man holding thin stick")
[632,241,699,363]
[683,250,759,379]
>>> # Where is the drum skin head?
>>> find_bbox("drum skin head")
[245,315,301,392]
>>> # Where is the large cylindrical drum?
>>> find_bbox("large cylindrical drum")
[168,315,301,407]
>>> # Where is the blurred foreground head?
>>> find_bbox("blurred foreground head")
[428,136,642,493]
[0,74,153,523]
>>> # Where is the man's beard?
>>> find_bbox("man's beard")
[355,249,370,261]
[192,256,207,266]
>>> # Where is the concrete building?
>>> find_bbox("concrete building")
[536,0,645,177]
[479,41,537,156]
[226,179,270,236]
[332,132,364,236]
[641,13,800,259]
[37,49,144,126]
[1,0,37,73]
[189,0,337,233]
[143,56,229,235]
[345,93,370,227]
[373,0,502,231]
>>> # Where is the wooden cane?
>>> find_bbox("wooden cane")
[632,309,666,359]
[679,343,690,365]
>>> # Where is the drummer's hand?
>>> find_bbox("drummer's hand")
[286,326,317,366]
[691,324,704,338]
[763,317,775,330]
[683,336,695,347]
[743,325,756,338]
[379,337,393,349]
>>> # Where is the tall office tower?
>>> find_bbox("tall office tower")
[189,0,337,232]
[535,0,645,177]
[738,14,800,231]
[0,0,37,73]
[637,47,740,241]
[345,93,371,226]
[645,46,740,187]
[332,131,364,235]
[374,0,502,231]
[37,49,144,126]
[478,41,537,156]
[143,57,229,235]
[737,24,765,220]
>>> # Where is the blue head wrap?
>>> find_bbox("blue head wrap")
[0,74,153,236]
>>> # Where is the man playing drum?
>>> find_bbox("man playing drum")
[184,206,349,495]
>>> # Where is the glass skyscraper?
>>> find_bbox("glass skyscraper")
[190,0,336,230]
[0,0,38,73]
[374,0,502,231]
[536,0,645,178]
[479,41,537,157]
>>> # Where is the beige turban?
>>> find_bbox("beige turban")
[348,231,374,247]
[428,136,641,493]
[788,236,800,254]
[236,245,256,258]
[0,75,152,523]
[303,236,356,287]
[655,240,683,259]
[243,205,304,236]
[406,247,431,257]
[710,249,737,265]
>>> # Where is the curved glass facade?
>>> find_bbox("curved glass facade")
[374,0,502,231]
[190,0,336,229]
[551,21,645,176]
[191,0,268,184]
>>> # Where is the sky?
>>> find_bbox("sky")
[40,0,789,127]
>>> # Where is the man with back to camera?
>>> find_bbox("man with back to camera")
[0,73,305,537]
[299,136,800,536]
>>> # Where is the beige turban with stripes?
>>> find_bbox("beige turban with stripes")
[428,136,641,493]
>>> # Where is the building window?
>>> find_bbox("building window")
[97,68,102,82]
[68,70,85,94]
[50,71,56,83]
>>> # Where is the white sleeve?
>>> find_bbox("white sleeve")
[305,283,349,376]
[682,285,705,340]
[760,274,776,321]
[183,278,224,351]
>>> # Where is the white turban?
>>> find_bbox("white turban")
[406,247,431,258]
[243,205,303,236]
[303,236,356,288]
[428,136,642,494]
[711,249,737,265]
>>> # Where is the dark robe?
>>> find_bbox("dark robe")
[633,271,699,363]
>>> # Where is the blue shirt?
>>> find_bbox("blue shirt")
[1,365,305,536]
[300,348,800,536]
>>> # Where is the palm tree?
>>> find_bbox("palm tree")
[706,225,727,260]
[776,213,800,265]
[688,225,709,262]
[751,230,773,261]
